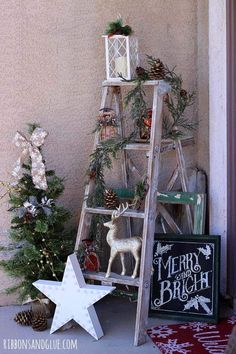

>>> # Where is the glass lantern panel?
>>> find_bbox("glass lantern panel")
[108,37,127,78]
[129,37,139,78]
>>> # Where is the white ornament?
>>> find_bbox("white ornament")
[33,254,115,340]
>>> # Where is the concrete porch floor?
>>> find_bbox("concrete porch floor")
[0,296,186,354]
[0,296,233,354]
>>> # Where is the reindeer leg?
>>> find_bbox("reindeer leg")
[120,252,126,276]
[106,249,117,278]
[131,250,140,279]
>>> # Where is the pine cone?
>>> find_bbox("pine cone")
[104,189,120,209]
[32,313,48,331]
[180,89,188,98]
[136,66,148,80]
[14,310,33,326]
[88,170,97,179]
[23,212,33,224]
[148,58,166,80]
[163,93,170,104]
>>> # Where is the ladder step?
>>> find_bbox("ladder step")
[161,136,194,153]
[84,207,145,218]
[83,271,140,287]
[96,142,150,151]
[123,143,150,151]
[97,137,194,153]
[103,80,160,87]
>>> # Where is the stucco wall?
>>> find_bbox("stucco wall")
[0,0,207,305]
[197,1,209,175]
[209,0,227,294]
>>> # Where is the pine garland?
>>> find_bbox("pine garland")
[162,65,197,139]
[120,57,197,140]
[131,178,148,210]
[124,80,148,130]
[87,133,136,208]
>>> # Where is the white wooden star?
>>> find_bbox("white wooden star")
[33,254,115,340]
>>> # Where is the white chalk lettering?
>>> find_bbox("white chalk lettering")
[156,252,201,281]
[155,271,211,307]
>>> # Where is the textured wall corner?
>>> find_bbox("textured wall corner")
[0,0,204,304]
[197,0,209,175]
[0,231,20,305]
[209,0,227,294]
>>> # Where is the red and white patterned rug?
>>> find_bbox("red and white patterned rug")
[147,316,236,353]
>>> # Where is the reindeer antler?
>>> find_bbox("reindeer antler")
[111,202,129,222]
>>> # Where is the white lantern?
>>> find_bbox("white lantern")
[103,35,139,82]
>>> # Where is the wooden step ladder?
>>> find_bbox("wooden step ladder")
[74,79,193,346]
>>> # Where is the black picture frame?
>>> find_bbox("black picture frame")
[149,234,220,323]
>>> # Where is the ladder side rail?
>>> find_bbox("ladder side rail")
[113,87,133,278]
[75,86,111,251]
[175,139,193,233]
[134,84,165,346]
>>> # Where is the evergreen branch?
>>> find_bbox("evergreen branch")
[162,64,197,138]
[87,133,136,208]
[105,17,132,36]
[124,81,148,128]
[27,122,40,134]
[131,177,148,210]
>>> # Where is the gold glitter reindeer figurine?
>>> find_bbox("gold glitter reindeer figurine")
[104,203,142,279]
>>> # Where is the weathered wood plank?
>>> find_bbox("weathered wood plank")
[157,191,197,204]
[176,139,193,233]
[103,80,160,87]
[83,271,140,287]
[126,156,142,179]
[123,143,150,151]
[114,188,206,235]
[113,87,133,269]
[124,136,194,153]
[115,188,134,199]
[85,207,145,219]
[161,136,194,153]
[193,193,206,234]
[157,191,206,235]
[134,84,167,346]
[167,166,179,191]
[115,188,203,207]
[160,216,168,233]
[158,204,183,234]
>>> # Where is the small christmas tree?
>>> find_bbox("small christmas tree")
[0,124,75,301]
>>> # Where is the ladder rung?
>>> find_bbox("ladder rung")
[103,80,160,87]
[96,142,149,151]
[97,137,194,154]
[84,207,145,218]
[161,136,194,153]
[123,143,150,151]
[83,271,140,287]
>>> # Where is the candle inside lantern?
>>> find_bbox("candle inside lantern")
[115,56,127,77]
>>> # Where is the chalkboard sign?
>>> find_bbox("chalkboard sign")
[150,234,220,323]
